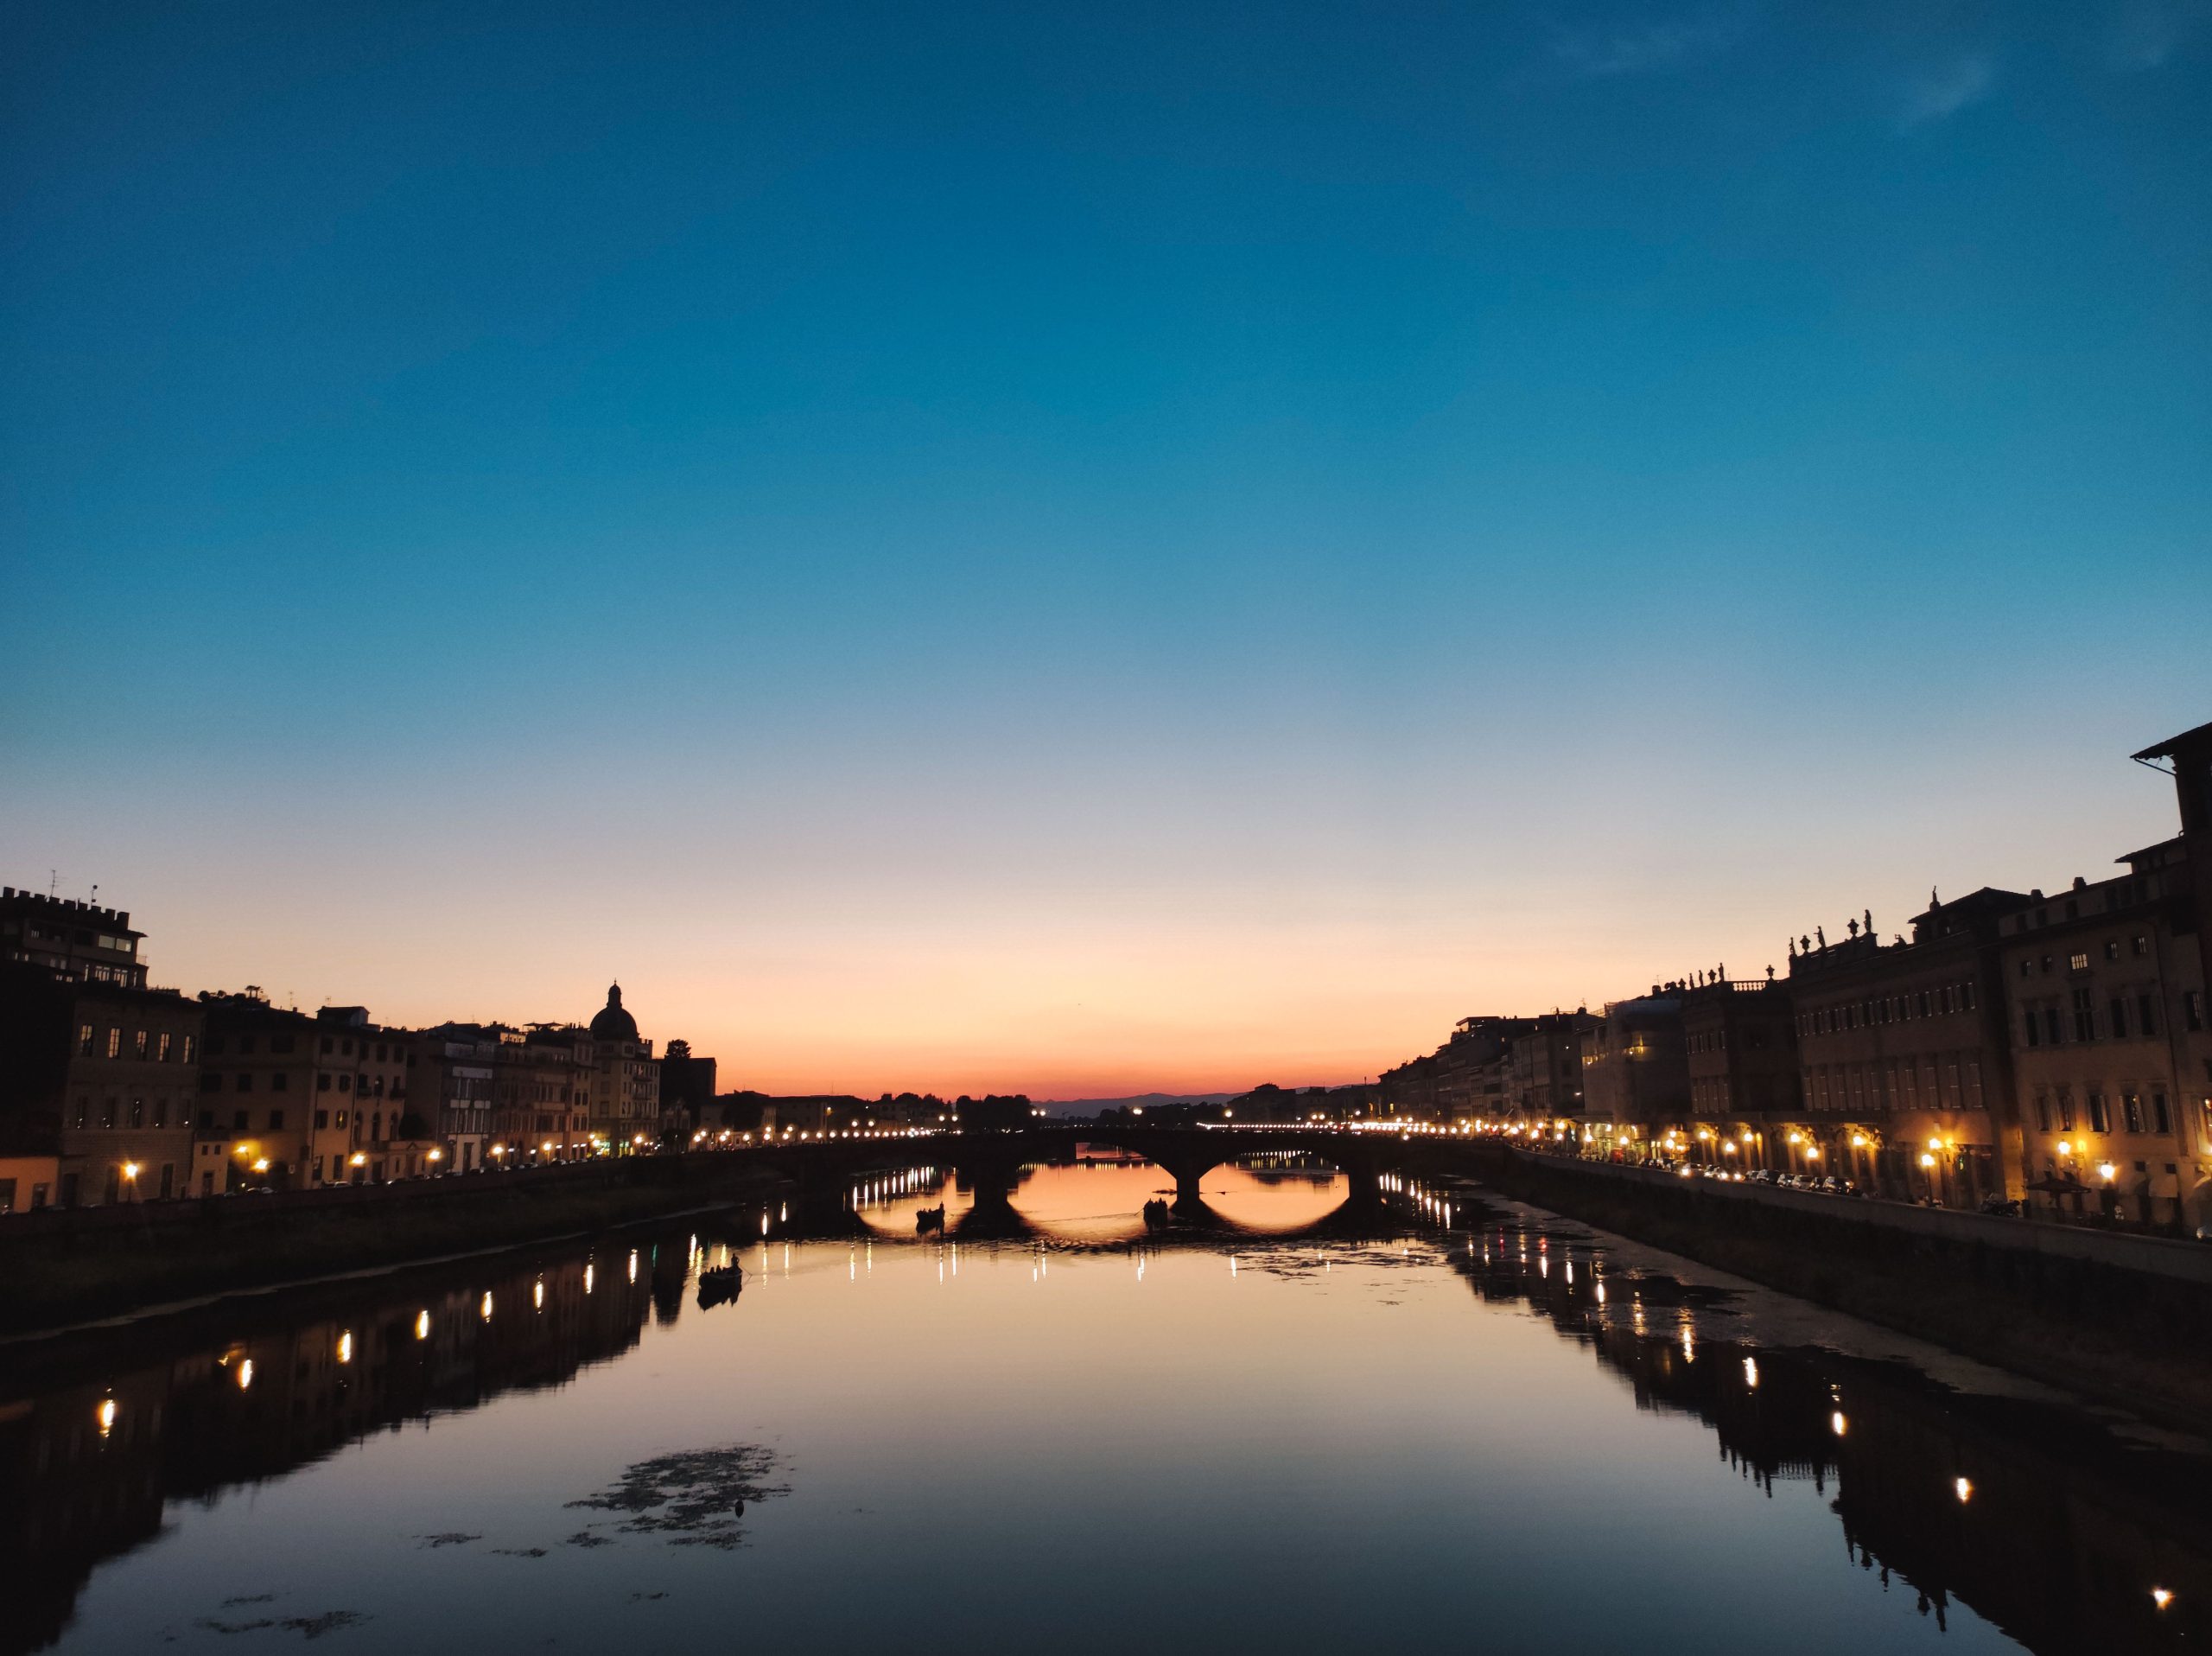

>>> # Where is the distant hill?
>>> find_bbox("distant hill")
[1033,1092,1236,1119]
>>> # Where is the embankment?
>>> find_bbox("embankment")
[1470,1148,2212,1429]
[0,1155,785,1334]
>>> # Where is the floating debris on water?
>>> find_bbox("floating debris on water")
[416,1532,481,1549]
[194,1610,366,1639]
[565,1445,788,1549]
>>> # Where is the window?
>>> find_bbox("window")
[2104,939,2119,960]
[1961,982,1975,1010]
[2034,1095,2051,1132]
[105,1027,121,1059]
[236,1073,252,1092]
[2110,997,2128,1040]
[320,1035,333,1054]
[268,1110,284,1131]
[157,1031,172,1062]
[2045,1007,2064,1045]
[2188,991,2207,1032]
[205,1035,226,1056]
[2024,1007,2040,1047]
[2139,993,2158,1037]
[2018,959,2031,979]
[2069,952,2090,971]
[2133,934,2149,957]
[197,1109,213,1130]
[1918,991,1932,1017]
[133,1029,149,1059]
[152,1099,168,1127]
[232,1110,248,1131]
[2088,1092,2110,1134]
[2153,1093,2171,1135]
[317,1073,332,1092]
[2072,987,2095,1042]
[2124,1093,2144,1134]
[2058,1092,2076,1131]
[336,1111,348,1129]
[78,1023,94,1055]
[181,1035,196,1064]
[338,1074,352,1093]
[2040,955,2054,975]
[129,1098,143,1128]
[270,1035,295,1055]
[315,1109,329,1130]
[238,1036,255,1055]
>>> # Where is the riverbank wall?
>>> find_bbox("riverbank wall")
[1469,1147,2212,1428]
[0,1155,785,1333]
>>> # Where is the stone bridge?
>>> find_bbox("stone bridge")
[741,1123,1440,1209]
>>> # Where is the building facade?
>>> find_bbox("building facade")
[415,1026,500,1171]
[1680,975,1800,1169]
[1506,1010,1599,1126]
[1999,840,2212,1229]
[584,984,660,1151]
[492,1024,594,1164]
[1576,990,1688,1158]
[192,996,416,1194]
[1786,892,2028,1207]
[0,964,202,1207]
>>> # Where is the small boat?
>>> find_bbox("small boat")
[915,1204,946,1233]
[696,1264,744,1309]
[1142,1198,1170,1229]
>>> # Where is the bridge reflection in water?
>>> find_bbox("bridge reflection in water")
[3,1159,2209,1656]
[841,1150,1357,1243]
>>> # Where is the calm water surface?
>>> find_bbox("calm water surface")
[5,1156,2206,1654]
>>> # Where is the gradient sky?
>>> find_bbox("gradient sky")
[3,1,2207,1098]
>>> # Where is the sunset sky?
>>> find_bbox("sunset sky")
[4,2,2207,1098]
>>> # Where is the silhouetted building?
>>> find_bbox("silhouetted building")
[0,888,146,989]
[658,1039,717,1137]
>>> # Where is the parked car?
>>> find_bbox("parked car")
[1980,1197,2024,1218]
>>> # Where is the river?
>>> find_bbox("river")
[3,1156,2204,1654]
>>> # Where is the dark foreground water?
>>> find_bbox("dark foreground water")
[3,1158,2207,1655]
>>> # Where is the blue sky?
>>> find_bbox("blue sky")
[3,1,2207,1094]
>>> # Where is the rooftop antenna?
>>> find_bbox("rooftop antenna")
[90,883,99,906]
[48,869,57,898]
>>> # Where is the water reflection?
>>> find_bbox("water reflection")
[3,1164,2207,1655]
[848,1153,1353,1243]
[1378,1174,2212,1654]
[0,1247,661,1655]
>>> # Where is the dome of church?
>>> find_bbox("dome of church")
[589,982,639,1042]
